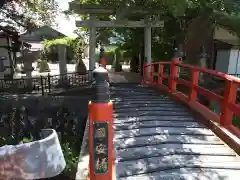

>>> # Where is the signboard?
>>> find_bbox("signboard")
[93,121,108,174]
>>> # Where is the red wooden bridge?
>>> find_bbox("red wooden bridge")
[79,59,240,180]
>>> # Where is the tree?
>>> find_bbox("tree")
[69,0,240,63]
[0,0,59,32]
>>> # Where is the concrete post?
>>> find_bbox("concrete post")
[22,49,33,89]
[57,45,69,87]
[144,25,151,74]
[58,44,67,75]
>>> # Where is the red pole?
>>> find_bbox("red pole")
[150,64,154,83]
[158,64,164,84]
[141,63,147,85]
[189,69,199,103]
[220,80,238,126]
[169,58,179,91]
[99,56,107,69]
[88,66,113,180]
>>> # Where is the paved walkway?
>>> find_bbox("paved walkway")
[109,72,142,83]
[111,84,240,180]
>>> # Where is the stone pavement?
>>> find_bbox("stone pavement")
[108,72,142,83]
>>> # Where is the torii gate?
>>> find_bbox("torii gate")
[69,3,164,73]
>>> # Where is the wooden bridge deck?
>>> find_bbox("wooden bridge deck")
[111,84,240,180]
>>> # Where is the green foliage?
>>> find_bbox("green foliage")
[104,51,115,65]
[73,37,85,62]
[94,49,121,65]
[233,116,240,128]
[69,0,240,63]
[42,37,85,63]
[62,142,79,177]
[21,137,32,143]
[43,37,74,49]
[1,0,59,31]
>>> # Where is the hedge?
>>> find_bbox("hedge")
[41,37,85,63]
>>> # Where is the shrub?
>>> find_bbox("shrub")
[61,142,79,178]
[42,37,85,63]
[105,51,115,65]
[39,59,50,73]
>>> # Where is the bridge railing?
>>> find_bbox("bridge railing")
[142,58,240,137]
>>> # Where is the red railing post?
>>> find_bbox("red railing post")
[169,58,179,91]
[142,63,147,84]
[220,80,238,126]
[150,64,154,83]
[189,69,199,103]
[158,64,164,84]
[89,66,113,180]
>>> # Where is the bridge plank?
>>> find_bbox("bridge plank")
[116,144,235,161]
[113,111,190,118]
[114,106,188,112]
[114,115,196,123]
[114,134,223,149]
[114,103,184,109]
[116,156,240,178]
[117,168,240,180]
[114,115,197,123]
[110,84,240,180]
[113,120,205,130]
[114,127,215,138]
[113,98,171,102]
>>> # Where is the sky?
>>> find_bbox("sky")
[53,0,78,37]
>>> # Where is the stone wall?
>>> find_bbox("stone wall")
[0,96,89,149]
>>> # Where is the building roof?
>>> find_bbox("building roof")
[20,25,67,37]
[213,11,240,38]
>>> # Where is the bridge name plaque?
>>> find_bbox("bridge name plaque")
[93,121,108,174]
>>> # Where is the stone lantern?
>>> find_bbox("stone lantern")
[22,48,34,89]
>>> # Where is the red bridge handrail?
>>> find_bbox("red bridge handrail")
[142,58,240,138]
